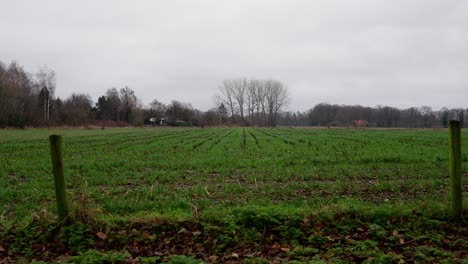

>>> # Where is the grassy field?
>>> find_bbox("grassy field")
[0,127,467,263]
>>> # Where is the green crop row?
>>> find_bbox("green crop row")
[1,127,466,225]
[0,127,467,263]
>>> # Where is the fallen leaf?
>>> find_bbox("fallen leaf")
[392,230,399,236]
[280,247,290,252]
[231,253,239,259]
[96,232,107,240]
[208,255,219,262]
[178,227,188,234]
[0,245,4,252]
[271,242,281,250]
[399,238,405,244]
[143,232,153,240]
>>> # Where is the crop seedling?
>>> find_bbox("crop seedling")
[0,127,466,262]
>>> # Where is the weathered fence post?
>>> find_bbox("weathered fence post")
[242,128,246,149]
[448,120,462,220]
[49,135,69,223]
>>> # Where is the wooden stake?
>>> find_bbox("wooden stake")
[448,120,462,220]
[49,135,69,223]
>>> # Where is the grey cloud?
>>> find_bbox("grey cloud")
[1,0,467,111]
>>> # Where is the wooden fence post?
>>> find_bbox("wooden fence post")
[49,135,69,223]
[448,120,462,220]
[242,128,246,149]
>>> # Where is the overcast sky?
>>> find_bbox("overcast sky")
[1,0,467,111]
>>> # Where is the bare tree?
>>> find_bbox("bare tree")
[106,88,122,121]
[264,80,275,126]
[95,88,122,121]
[230,78,247,123]
[439,107,449,128]
[0,61,36,127]
[255,82,267,126]
[35,65,56,96]
[119,86,137,123]
[35,65,56,122]
[166,100,195,124]
[270,80,289,127]
[217,81,237,122]
[149,99,167,119]
[246,79,258,123]
[62,93,93,125]
[419,106,433,128]
[264,80,289,127]
[216,78,289,127]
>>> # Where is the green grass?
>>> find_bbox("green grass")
[0,127,466,263]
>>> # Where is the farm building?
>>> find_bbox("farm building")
[354,119,368,127]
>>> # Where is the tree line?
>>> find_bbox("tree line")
[0,59,466,128]
[0,60,202,127]
[0,61,57,127]
[0,60,291,128]
[278,103,467,128]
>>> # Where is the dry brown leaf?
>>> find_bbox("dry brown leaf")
[96,231,107,240]
[208,255,219,262]
[271,242,281,249]
[143,232,153,240]
[392,230,399,236]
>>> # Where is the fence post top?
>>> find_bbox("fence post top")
[49,134,62,139]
